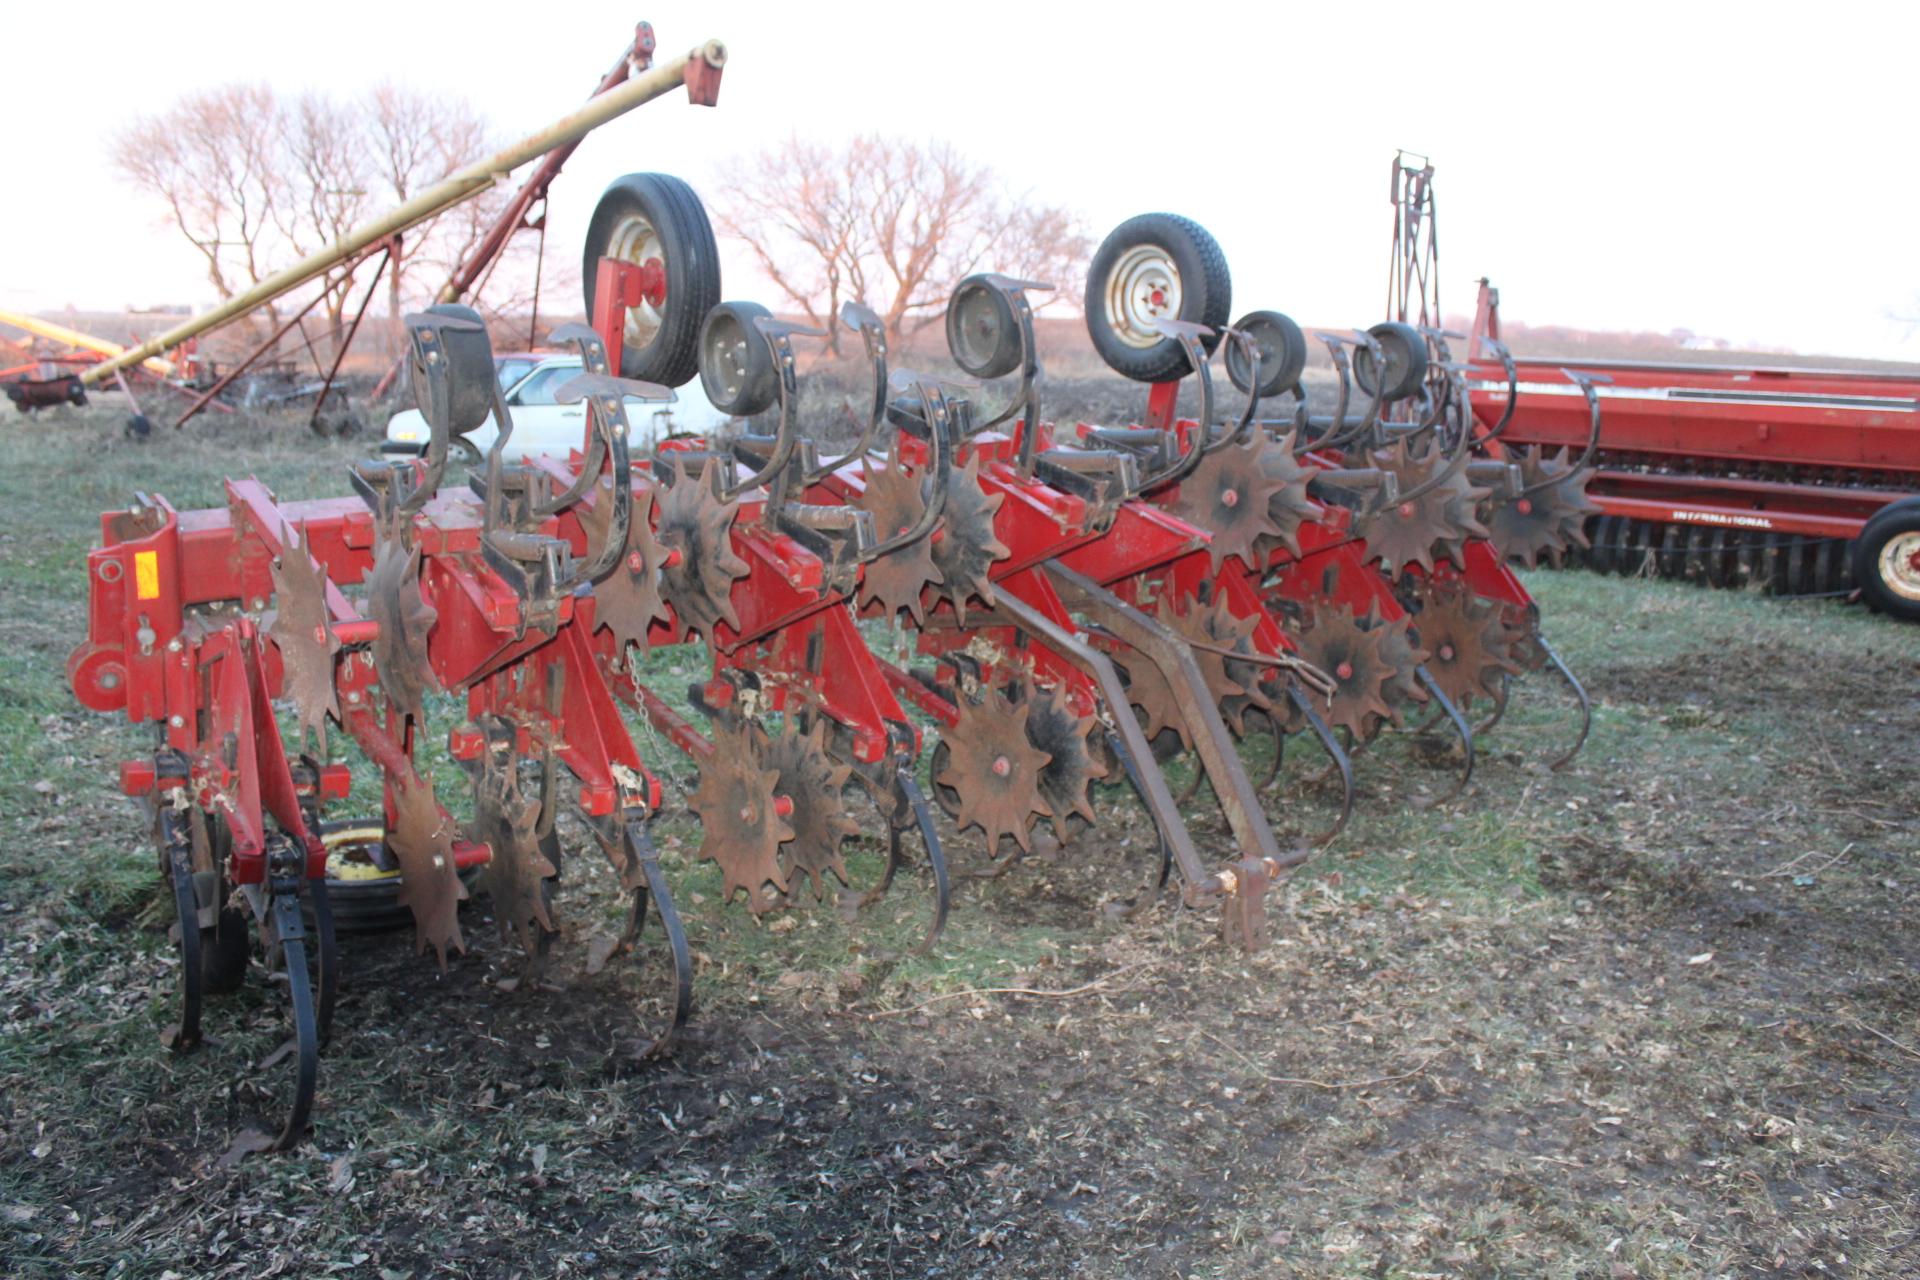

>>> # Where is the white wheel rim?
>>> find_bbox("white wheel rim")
[1104,245,1181,349]
[1879,530,1920,601]
[608,213,665,351]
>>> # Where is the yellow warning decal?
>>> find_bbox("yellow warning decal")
[134,551,160,600]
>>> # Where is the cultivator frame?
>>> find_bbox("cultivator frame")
[69,137,1612,1151]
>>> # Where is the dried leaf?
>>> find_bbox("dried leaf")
[214,1128,276,1170]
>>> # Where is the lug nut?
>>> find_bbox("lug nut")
[991,755,1011,777]
[1221,489,1239,508]
[1336,661,1353,680]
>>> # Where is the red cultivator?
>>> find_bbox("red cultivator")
[69,162,1600,1147]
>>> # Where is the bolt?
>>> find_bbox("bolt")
[168,715,184,728]
[1221,488,1239,508]
[1398,502,1415,518]
[1439,644,1456,662]
[1336,661,1354,680]
[991,755,1011,777]
[251,597,266,610]
[1515,498,1533,515]
[100,671,120,689]
[347,690,362,704]
[313,625,327,644]
[166,638,183,653]
[627,551,645,573]
[739,805,755,822]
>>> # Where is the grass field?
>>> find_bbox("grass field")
[0,403,1916,1278]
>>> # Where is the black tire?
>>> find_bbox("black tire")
[1084,212,1232,383]
[1352,322,1429,403]
[582,173,721,389]
[946,276,1023,379]
[1851,498,1920,622]
[1590,515,1619,575]
[319,819,481,934]
[698,301,779,417]
[1224,310,1308,399]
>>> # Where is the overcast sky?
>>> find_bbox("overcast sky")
[6,0,1917,358]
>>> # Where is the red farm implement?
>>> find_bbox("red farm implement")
[1466,281,1920,621]
[67,139,1603,1149]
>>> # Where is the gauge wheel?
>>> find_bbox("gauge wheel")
[319,819,485,934]
[947,275,1024,379]
[1852,498,1920,622]
[582,173,722,388]
[1084,212,1232,383]
[1224,309,1308,399]
[698,301,779,417]
[1352,321,1429,403]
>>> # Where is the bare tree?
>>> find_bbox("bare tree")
[366,84,500,352]
[111,84,287,326]
[115,80,525,371]
[277,93,374,358]
[717,135,1090,355]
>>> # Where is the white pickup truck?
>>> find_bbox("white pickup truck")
[383,354,730,463]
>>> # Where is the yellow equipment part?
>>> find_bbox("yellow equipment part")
[0,309,175,377]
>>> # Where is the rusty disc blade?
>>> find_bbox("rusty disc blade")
[1163,435,1291,572]
[929,453,1009,625]
[855,442,943,625]
[1291,598,1398,741]
[582,478,671,662]
[1022,685,1108,846]
[268,521,341,753]
[933,686,1051,855]
[366,509,438,722]
[387,771,469,969]
[689,723,794,914]
[1409,579,1520,712]
[470,739,558,957]
[763,717,859,901]
[656,457,750,642]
